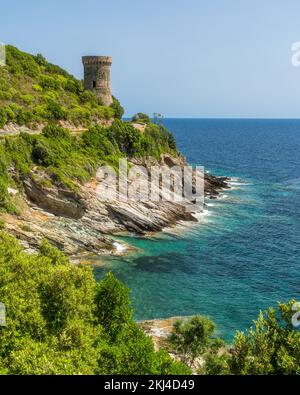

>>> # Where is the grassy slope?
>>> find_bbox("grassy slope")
[0,46,177,214]
[0,45,122,129]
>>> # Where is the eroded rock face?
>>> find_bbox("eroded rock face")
[11,155,229,257]
[204,173,229,198]
[23,176,86,219]
[4,212,116,258]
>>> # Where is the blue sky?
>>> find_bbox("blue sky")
[2,0,300,117]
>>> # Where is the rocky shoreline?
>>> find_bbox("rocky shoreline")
[2,154,230,260]
[138,316,191,351]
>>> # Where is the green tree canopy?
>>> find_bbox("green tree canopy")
[0,232,190,375]
[167,316,221,366]
[230,301,300,375]
[132,112,151,124]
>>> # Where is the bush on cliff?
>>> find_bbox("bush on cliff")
[132,112,151,124]
[110,96,124,119]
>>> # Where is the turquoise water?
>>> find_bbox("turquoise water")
[94,119,300,341]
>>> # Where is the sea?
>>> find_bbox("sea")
[93,119,300,341]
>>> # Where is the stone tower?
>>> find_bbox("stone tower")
[82,56,113,106]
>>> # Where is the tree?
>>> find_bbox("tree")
[132,112,150,124]
[198,351,231,375]
[0,233,190,375]
[109,119,142,156]
[110,96,124,119]
[94,272,133,337]
[230,301,300,375]
[167,316,219,367]
[35,53,47,67]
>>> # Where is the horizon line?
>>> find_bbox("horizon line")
[124,116,300,120]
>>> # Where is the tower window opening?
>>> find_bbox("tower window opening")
[93,81,96,88]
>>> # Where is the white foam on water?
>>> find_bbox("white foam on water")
[205,202,216,207]
[228,181,251,186]
[219,194,229,199]
[191,209,212,222]
[162,174,243,235]
[203,209,211,216]
[161,222,188,235]
[113,242,127,253]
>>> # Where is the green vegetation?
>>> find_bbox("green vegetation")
[0,46,118,128]
[132,112,151,124]
[1,45,298,376]
[0,121,177,212]
[0,46,177,214]
[0,233,190,374]
[167,303,300,375]
[111,96,124,119]
[167,316,225,368]
[230,301,300,375]
[0,231,298,375]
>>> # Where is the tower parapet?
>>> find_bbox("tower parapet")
[82,56,113,106]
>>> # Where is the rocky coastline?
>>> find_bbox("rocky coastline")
[2,154,229,260]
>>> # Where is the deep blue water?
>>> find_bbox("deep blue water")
[94,119,300,341]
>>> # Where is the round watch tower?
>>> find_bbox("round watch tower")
[82,56,113,106]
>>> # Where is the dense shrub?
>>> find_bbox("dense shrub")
[6,45,40,78]
[109,119,143,156]
[42,124,71,139]
[230,302,300,375]
[0,233,190,375]
[110,96,124,119]
[40,75,61,90]
[132,112,150,124]
[167,303,300,375]
[47,100,68,120]
[0,108,7,128]
[81,125,120,157]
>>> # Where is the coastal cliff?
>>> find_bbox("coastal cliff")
[0,45,229,259]
[2,153,229,258]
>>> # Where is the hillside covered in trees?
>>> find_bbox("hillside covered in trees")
[0,232,299,375]
[0,46,178,217]
[0,232,190,374]
[0,122,177,215]
[0,45,123,129]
